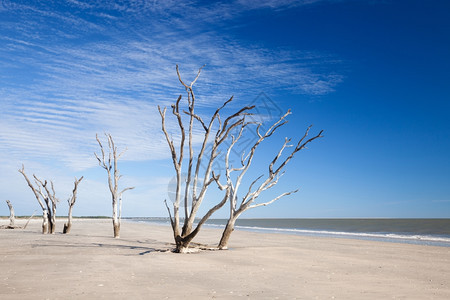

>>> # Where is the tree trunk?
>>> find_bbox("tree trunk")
[175,236,191,253]
[63,206,73,234]
[63,222,71,234]
[51,220,56,234]
[42,210,49,234]
[6,200,15,227]
[111,196,120,238]
[175,245,190,253]
[48,209,56,234]
[218,218,236,250]
[63,206,72,233]
[113,219,120,238]
[182,221,193,238]
[52,205,57,233]
[49,219,56,234]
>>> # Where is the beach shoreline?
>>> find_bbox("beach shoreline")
[1,218,449,299]
[130,217,450,248]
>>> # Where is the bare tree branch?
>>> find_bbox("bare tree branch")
[18,165,46,211]
[176,64,205,89]
[164,199,175,231]
[248,189,299,209]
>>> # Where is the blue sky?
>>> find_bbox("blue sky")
[1,0,449,218]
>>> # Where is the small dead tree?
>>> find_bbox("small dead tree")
[215,111,323,249]
[63,176,83,234]
[1,200,36,230]
[158,65,254,253]
[95,133,134,238]
[6,200,15,227]
[18,165,59,233]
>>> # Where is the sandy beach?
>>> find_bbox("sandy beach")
[0,218,449,299]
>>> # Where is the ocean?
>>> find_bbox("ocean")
[128,217,450,247]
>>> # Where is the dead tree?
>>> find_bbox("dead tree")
[95,133,134,238]
[33,176,59,234]
[158,65,253,253]
[18,165,53,233]
[6,200,15,227]
[63,176,83,234]
[1,200,36,229]
[215,111,323,249]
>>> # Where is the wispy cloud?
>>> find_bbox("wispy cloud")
[0,0,343,174]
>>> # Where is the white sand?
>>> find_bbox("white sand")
[1,218,449,299]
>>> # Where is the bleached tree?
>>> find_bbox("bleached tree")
[63,176,83,234]
[95,133,134,238]
[158,65,254,253]
[5,200,15,227]
[19,165,59,234]
[19,166,48,233]
[215,111,323,249]
[0,200,35,230]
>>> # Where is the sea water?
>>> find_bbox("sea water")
[129,217,450,247]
